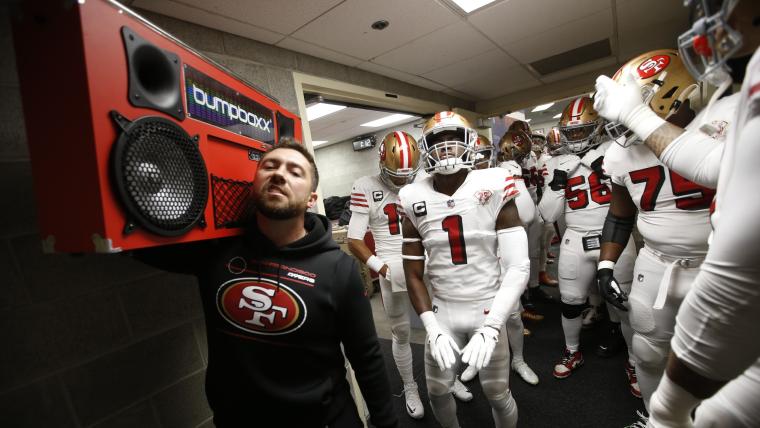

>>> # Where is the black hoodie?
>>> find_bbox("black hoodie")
[133,213,397,428]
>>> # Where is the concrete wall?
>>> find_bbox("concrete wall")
[0,4,473,428]
[314,121,422,199]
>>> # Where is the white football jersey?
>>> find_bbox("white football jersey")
[521,153,539,203]
[349,175,404,261]
[539,142,612,232]
[605,143,714,257]
[399,168,519,302]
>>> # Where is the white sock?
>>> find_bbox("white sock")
[506,312,525,361]
[649,373,699,427]
[562,315,582,352]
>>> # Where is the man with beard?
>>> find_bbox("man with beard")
[132,141,398,428]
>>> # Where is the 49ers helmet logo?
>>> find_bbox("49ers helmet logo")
[637,55,670,78]
[216,277,306,336]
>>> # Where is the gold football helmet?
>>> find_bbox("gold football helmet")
[558,96,602,154]
[498,130,532,163]
[378,131,421,190]
[509,120,532,135]
[420,111,478,175]
[605,49,700,147]
[546,127,564,154]
[473,134,494,169]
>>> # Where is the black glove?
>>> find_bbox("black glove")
[590,156,608,180]
[549,169,568,191]
[597,267,628,311]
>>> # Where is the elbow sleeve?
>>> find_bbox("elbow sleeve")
[486,227,530,327]
[660,130,723,188]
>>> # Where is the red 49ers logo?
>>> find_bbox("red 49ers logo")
[637,55,670,78]
[216,278,306,336]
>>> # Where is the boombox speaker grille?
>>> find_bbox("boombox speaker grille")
[111,114,208,236]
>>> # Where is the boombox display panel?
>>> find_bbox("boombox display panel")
[12,0,302,253]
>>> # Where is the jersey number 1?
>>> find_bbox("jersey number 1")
[383,203,402,235]
[442,215,467,265]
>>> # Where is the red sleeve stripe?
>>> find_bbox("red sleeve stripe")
[351,202,369,208]
[351,192,367,198]
[503,189,519,200]
[750,82,760,97]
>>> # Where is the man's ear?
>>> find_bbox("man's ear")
[306,191,318,209]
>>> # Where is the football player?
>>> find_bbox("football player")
[538,97,639,396]
[459,132,540,386]
[347,131,426,419]
[534,130,561,289]
[400,111,528,428]
[599,50,721,414]
[593,1,760,426]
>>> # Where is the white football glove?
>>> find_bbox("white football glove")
[420,311,460,371]
[461,326,500,370]
[594,70,665,141]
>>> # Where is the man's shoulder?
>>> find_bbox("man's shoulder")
[352,174,380,191]
[399,176,430,200]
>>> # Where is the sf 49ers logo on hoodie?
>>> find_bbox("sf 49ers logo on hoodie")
[216,278,307,336]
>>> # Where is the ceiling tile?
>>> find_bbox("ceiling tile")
[422,49,519,87]
[373,21,497,75]
[538,56,618,83]
[504,8,613,64]
[450,65,540,100]
[277,37,364,67]
[357,62,447,91]
[469,0,609,49]
[291,0,459,60]
[616,0,688,60]
[133,0,285,44]
[167,0,345,35]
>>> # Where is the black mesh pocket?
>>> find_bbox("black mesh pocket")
[111,114,208,236]
[211,175,254,229]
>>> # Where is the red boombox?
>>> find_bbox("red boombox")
[12,0,302,253]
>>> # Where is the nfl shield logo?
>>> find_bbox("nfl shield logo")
[447,199,455,208]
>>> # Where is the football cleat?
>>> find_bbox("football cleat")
[553,348,584,379]
[625,361,642,399]
[596,323,626,357]
[539,271,558,287]
[451,377,473,402]
[521,308,545,322]
[403,382,425,419]
[460,365,478,383]
[512,360,539,385]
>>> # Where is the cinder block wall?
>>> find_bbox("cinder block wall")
[1,5,470,428]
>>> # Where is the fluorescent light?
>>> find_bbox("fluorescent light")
[306,103,346,121]
[553,113,561,119]
[531,102,554,112]
[450,0,497,13]
[360,113,415,128]
[311,140,328,147]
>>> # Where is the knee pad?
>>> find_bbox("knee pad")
[561,302,585,319]
[479,374,508,399]
[507,311,522,326]
[632,334,669,368]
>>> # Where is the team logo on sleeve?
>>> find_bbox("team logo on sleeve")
[372,190,384,201]
[216,277,306,336]
[474,190,493,205]
[412,201,427,217]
